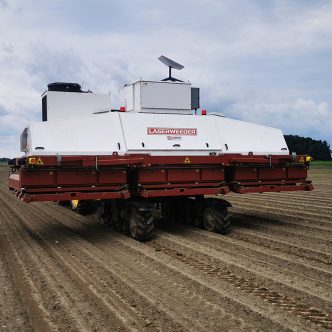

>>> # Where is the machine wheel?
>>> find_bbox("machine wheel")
[203,201,230,233]
[70,200,93,215]
[128,207,154,241]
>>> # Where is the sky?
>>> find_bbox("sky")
[0,0,331,157]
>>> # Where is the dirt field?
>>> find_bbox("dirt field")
[0,166,331,331]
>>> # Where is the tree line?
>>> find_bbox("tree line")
[284,135,331,161]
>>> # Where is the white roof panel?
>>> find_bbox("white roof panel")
[25,112,289,157]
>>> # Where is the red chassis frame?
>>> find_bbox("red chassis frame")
[8,153,313,202]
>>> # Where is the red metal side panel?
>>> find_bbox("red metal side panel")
[21,190,131,203]
[201,168,225,181]
[20,171,55,186]
[233,182,313,194]
[167,169,200,182]
[98,170,127,184]
[258,168,286,180]
[57,171,97,185]
[233,168,257,181]
[138,169,167,184]
[287,167,307,179]
[138,168,225,184]
[140,186,229,198]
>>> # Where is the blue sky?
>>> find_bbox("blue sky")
[0,0,331,157]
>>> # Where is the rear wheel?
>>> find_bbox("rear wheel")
[96,200,154,241]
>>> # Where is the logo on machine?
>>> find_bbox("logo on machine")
[147,127,197,136]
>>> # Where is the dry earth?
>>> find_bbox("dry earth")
[0,166,331,331]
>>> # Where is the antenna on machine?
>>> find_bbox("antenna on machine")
[158,55,184,82]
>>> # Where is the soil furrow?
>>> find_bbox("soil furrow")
[229,228,332,266]
[227,194,332,211]
[230,209,332,231]
[0,198,130,331]
[148,239,332,329]
[31,203,270,331]
[228,200,332,223]
[0,197,183,331]
[230,215,332,245]
[151,233,332,308]
[1,166,331,331]
[157,224,332,287]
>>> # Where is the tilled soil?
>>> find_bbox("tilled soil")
[0,167,331,331]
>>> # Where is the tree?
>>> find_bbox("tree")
[284,135,331,161]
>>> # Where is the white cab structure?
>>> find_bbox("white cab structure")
[42,90,111,121]
[21,70,289,157]
[120,81,192,114]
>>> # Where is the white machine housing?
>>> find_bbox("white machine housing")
[120,81,192,114]
[21,79,289,157]
[21,112,289,156]
[42,90,111,121]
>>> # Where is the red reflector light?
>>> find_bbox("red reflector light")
[201,109,207,115]
[120,106,126,112]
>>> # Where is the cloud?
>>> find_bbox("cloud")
[0,0,8,9]
[0,0,331,157]
[224,97,331,142]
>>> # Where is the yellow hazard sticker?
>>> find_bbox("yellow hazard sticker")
[184,157,191,164]
[28,157,36,164]
[36,158,43,165]
[28,157,43,165]
[299,157,304,163]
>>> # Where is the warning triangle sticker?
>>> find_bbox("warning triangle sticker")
[36,158,44,165]
[184,157,191,164]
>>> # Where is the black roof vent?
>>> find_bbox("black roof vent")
[47,82,82,93]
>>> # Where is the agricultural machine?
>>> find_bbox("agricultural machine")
[8,56,313,240]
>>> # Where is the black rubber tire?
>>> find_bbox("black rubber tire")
[129,209,154,241]
[203,204,230,233]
